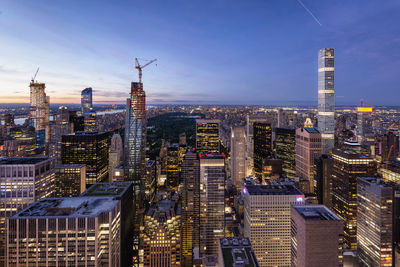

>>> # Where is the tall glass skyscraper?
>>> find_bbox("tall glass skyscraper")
[124,81,146,262]
[317,48,335,154]
[81,87,93,114]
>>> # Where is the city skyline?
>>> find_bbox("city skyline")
[1,1,400,105]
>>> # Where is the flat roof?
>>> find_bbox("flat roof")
[220,238,259,267]
[304,127,319,133]
[55,164,85,169]
[293,205,341,221]
[12,197,119,219]
[244,184,303,196]
[0,157,50,165]
[82,182,132,197]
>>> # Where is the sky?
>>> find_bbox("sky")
[1,0,400,105]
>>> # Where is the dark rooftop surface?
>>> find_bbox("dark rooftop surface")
[244,184,303,196]
[0,157,50,165]
[82,182,132,197]
[293,205,341,221]
[304,127,320,133]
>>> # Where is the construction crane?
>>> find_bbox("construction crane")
[31,67,40,83]
[135,58,157,84]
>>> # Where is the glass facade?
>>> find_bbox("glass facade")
[81,87,93,114]
[275,127,296,177]
[253,122,272,182]
[196,120,220,154]
[318,48,335,154]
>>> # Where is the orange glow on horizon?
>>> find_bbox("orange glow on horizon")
[356,107,373,113]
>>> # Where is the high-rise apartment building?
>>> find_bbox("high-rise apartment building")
[54,164,86,197]
[81,87,93,114]
[61,131,109,187]
[243,184,304,267]
[200,154,225,257]
[357,177,396,266]
[331,148,376,249]
[142,198,181,267]
[29,81,50,150]
[7,196,122,266]
[275,127,296,177]
[196,119,220,154]
[317,48,335,154]
[295,127,322,193]
[0,157,55,266]
[291,205,343,267]
[231,126,247,188]
[181,152,201,267]
[253,123,272,182]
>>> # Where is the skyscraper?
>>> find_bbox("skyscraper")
[29,81,50,151]
[196,119,220,154]
[166,144,180,189]
[124,80,147,261]
[54,164,86,197]
[109,133,123,181]
[61,131,109,187]
[200,154,225,257]
[181,152,200,267]
[7,196,123,266]
[295,127,322,193]
[142,198,181,267]
[231,126,247,188]
[0,157,55,266]
[275,127,296,177]
[243,184,304,267]
[81,87,93,113]
[291,205,343,267]
[314,154,333,208]
[357,177,396,266]
[317,48,335,154]
[331,148,376,249]
[253,122,272,182]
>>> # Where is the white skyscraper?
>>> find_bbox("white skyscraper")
[317,48,335,154]
[231,126,246,188]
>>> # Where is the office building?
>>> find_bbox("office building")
[54,164,86,197]
[331,148,376,249]
[357,177,396,266]
[295,127,322,193]
[167,144,180,188]
[82,182,134,267]
[181,152,201,267]
[200,154,225,257]
[61,131,109,187]
[196,119,220,154]
[2,113,14,127]
[231,126,247,188]
[275,127,296,177]
[291,205,343,267]
[243,184,304,267]
[262,158,282,180]
[142,198,181,267]
[144,160,157,205]
[317,48,335,154]
[0,157,55,266]
[218,238,259,267]
[6,126,36,156]
[81,87,93,113]
[7,196,122,266]
[49,106,72,162]
[253,123,272,182]
[246,115,269,177]
[314,154,333,208]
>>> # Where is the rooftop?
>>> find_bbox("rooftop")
[55,164,85,169]
[12,197,119,218]
[293,205,341,221]
[82,182,132,197]
[304,127,319,133]
[0,157,50,165]
[220,238,259,267]
[358,177,397,188]
[244,184,303,196]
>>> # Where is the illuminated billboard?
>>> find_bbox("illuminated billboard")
[356,107,373,113]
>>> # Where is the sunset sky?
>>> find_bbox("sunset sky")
[1,0,400,105]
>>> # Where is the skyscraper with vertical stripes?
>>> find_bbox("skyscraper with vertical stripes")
[317,48,335,154]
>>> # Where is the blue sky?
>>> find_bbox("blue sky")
[1,0,400,105]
